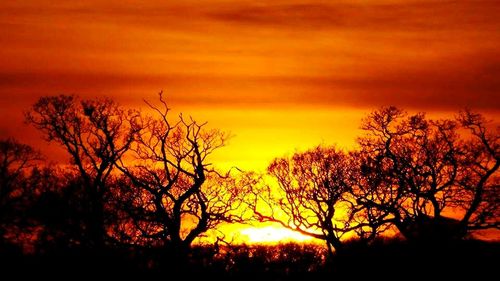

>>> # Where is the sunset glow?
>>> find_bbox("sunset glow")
[0,0,499,244]
[240,226,314,244]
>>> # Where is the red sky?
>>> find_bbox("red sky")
[0,0,499,171]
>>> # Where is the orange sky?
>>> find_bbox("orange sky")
[0,0,500,169]
[1,0,499,171]
[1,1,499,241]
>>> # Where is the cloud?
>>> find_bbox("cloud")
[208,1,500,32]
[0,0,499,112]
[314,51,500,110]
[3,1,498,33]
[1,49,498,112]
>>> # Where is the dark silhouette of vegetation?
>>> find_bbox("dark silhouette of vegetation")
[252,106,498,254]
[0,138,42,248]
[355,107,499,241]
[110,93,251,264]
[251,147,385,255]
[0,96,498,279]
[16,93,251,270]
[1,238,497,279]
[26,95,141,248]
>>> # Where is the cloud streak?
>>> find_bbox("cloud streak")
[209,1,500,32]
[0,0,499,135]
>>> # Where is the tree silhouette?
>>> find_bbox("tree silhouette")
[113,93,251,261]
[0,138,42,247]
[355,107,499,241]
[250,107,498,247]
[251,146,382,254]
[29,168,98,251]
[26,95,141,247]
[7,96,497,277]
[457,110,499,232]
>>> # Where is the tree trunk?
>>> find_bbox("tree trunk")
[162,242,190,273]
[86,184,106,249]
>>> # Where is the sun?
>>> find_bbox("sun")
[239,226,313,244]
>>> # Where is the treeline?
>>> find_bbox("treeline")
[253,106,499,253]
[0,93,498,277]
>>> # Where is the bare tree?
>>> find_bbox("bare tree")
[457,110,499,233]
[0,138,42,244]
[114,93,251,259]
[26,95,141,247]
[356,107,499,241]
[251,146,383,254]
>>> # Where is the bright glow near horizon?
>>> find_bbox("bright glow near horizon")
[240,226,314,244]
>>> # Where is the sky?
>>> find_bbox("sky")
[1,0,499,243]
[0,0,498,164]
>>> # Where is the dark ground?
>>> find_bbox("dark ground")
[1,238,498,280]
[0,236,500,280]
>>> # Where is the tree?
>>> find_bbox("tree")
[456,110,499,233]
[29,168,95,251]
[355,107,499,241]
[26,95,141,247]
[0,138,42,246]
[251,146,382,254]
[113,93,250,260]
